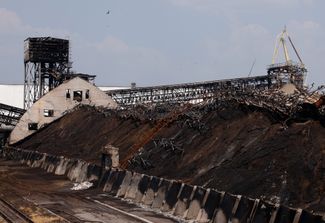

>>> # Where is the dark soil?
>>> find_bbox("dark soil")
[15,104,325,212]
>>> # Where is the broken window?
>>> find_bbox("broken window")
[28,123,38,130]
[43,109,54,117]
[66,89,71,98]
[73,90,82,102]
[85,90,90,99]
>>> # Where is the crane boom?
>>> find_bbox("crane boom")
[271,27,304,66]
[287,35,304,65]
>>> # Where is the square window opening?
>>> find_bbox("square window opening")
[43,109,54,117]
[28,123,38,130]
[66,89,71,98]
[73,90,83,102]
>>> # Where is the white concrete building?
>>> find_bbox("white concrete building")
[0,84,25,108]
[9,77,118,144]
[0,84,128,109]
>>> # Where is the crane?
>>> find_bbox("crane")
[268,27,307,89]
[271,26,304,67]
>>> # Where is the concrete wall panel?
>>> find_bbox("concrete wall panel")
[151,179,171,209]
[98,169,112,188]
[272,205,297,223]
[34,153,46,168]
[298,210,323,223]
[251,201,277,223]
[124,173,143,200]
[174,184,194,217]
[116,171,133,198]
[2,147,324,223]
[103,169,119,193]
[142,176,161,206]
[67,160,88,182]
[161,181,183,212]
[55,157,70,175]
[110,171,127,196]
[186,187,207,220]
[199,189,223,222]
[86,164,101,182]
[231,196,255,223]
[135,175,151,203]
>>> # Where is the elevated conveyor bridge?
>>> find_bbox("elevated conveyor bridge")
[0,103,25,127]
[107,75,276,106]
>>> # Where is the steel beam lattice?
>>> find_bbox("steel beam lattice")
[107,75,276,106]
[0,103,25,127]
[24,37,70,109]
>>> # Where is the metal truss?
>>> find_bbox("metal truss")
[24,62,70,109]
[107,75,277,106]
[23,37,70,110]
[0,103,25,127]
[267,61,307,89]
[269,28,307,89]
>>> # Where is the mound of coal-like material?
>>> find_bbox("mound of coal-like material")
[15,104,325,212]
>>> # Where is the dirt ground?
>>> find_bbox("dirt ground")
[15,104,325,212]
[0,158,179,223]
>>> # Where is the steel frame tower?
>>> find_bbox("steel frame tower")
[24,37,70,109]
[267,28,307,89]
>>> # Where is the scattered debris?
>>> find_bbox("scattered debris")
[16,88,325,211]
[71,181,93,191]
[153,138,183,154]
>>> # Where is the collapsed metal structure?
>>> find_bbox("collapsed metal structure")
[107,28,307,107]
[0,103,25,127]
[22,29,307,109]
[267,28,307,89]
[107,75,281,106]
[267,61,307,89]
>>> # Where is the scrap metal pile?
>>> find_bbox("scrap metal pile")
[15,85,325,211]
[233,85,325,119]
[98,85,325,171]
[100,84,325,125]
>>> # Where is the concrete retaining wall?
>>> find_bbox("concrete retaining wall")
[2,147,324,223]
[142,176,160,206]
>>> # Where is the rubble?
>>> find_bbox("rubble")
[14,89,325,212]
[71,181,93,190]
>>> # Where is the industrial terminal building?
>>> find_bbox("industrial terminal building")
[0,84,128,109]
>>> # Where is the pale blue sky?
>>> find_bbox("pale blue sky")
[0,0,324,86]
